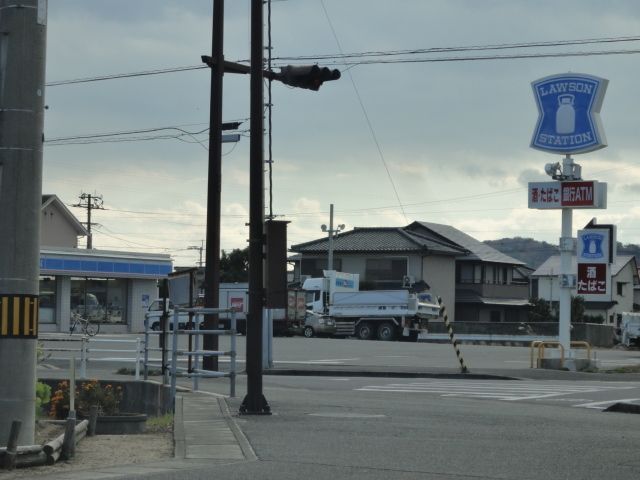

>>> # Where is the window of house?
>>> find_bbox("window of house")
[70,277,127,324]
[365,258,407,288]
[531,279,539,298]
[485,265,495,284]
[39,276,57,324]
[300,258,342,277]
[617,282,625,296]
[457,263,482,284]
[490,310,501,322]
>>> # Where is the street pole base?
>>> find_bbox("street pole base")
[239,394,271,415]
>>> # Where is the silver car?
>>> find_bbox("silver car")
[302,311,337,338]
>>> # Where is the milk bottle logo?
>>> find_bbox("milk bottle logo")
[531,73,608,154]
[580,232,604,260]
[556,94,575,134]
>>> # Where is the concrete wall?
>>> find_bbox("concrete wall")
[423,255,456,320]
[41,202,79,248]
[40,378,174,416]
[428,321,615,347]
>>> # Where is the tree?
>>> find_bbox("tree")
[220,247,249,282]
[571,295,586,323]
[528,297,556,322]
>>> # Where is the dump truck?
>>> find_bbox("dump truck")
[301,270,440,341]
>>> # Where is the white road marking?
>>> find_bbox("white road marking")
[356,380,636,403]
[573,398,640,410]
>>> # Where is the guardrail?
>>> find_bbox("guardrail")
[165,307,238,408]
[39,334,144,380]
[530,340,593,369]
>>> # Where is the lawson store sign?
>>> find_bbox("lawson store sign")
[531,73,608,154]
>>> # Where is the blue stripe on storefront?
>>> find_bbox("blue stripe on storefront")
[40,257,171,277]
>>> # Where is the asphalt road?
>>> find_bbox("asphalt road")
[36,334,640,479]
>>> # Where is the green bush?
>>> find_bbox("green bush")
[35,381,51,418]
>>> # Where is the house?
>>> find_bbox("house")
[405,222,532,323]
[290,221,531,322]
[38,195,172,333]
[531,255,640,326]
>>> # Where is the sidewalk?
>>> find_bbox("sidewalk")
[173,392,255,462]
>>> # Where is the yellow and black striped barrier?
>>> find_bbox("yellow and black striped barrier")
[437,296,469,374]
[0,295,39,338]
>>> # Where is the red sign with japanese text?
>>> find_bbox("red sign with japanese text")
[528,181,606,209]
[577,263,607,296]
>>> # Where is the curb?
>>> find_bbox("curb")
[263,369,519,380]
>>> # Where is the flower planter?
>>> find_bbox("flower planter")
[95,413,148,435]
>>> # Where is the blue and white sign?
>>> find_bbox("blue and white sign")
[577,228,611,264]
[531,73,608,154]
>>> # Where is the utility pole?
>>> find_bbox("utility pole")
[188,240,205,267]
[202,0,224,371]
[200,0,340,413]
[240,0,270,415]
[321,204,345,271]
[0,0,47,446]
[73,192,104,249]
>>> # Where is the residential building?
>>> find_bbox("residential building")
[290,221,531,322]
[38,195,171,333]
[405,222,531,323]
[531,255,640,326]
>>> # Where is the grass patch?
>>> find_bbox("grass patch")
[604,365,640,374]
[146,413,173,433]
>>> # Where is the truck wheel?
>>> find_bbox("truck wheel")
[303,326,314,338]
[356,322,375,340]
[377,322,396,341]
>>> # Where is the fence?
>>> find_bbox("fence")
[165,307,238,407]
[39,334,143,380]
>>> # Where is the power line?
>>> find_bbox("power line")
[320,0,407,223]
[44,36,640,87]
[273,35,640,62]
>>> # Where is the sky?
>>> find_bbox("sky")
[42,0,640,267]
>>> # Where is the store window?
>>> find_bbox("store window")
[39,276,57,324]
[70,277,127,324]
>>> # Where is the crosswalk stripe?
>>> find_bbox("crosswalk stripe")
[355,380,635,402]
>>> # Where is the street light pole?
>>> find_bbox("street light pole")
[0,0,47,446]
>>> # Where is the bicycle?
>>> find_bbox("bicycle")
[69,312,100,336]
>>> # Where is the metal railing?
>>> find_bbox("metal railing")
[530,340,593,368]
[161,307,237,408]
[39,334,143,379]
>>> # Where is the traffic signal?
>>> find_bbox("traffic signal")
[279,65,341,91]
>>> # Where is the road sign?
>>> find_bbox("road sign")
[531,73,608,154]
[577,263,610,298]
[528,180,607,209]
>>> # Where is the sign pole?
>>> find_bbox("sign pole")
[559,154,574,355]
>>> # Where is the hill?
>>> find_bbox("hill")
[484,237,640,270]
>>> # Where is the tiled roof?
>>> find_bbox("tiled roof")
[407,221,526,266]
[290,227,465,256]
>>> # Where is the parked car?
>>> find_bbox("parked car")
[302,311,337,338]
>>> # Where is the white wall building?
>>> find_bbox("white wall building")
[531,255,639,325]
